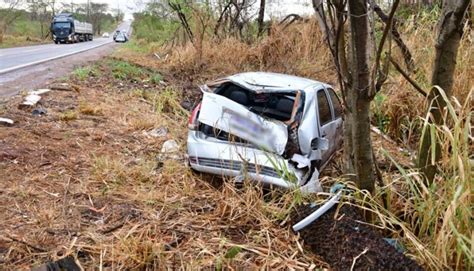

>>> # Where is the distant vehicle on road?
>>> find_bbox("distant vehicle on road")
[113,30,121,40]
[114,31,128,43]
[102,32,110,38]
[51,13,93,44]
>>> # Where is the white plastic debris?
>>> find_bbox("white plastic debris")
[0,117,14,126]
[145,127,168,138]
[292,190,342,232]
[291,154,312,169]
[19,94,41,108]
[157,139,181,161]
[161,139,179,153]
[29,89,51,95]
[300,170,322,193]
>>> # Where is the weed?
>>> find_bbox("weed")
[59,110,78,121]
[73,66,100,81]
[154,87,188,118]
[150,73,163,84]
[110,60,145,81]
[78,101,103,116]
[372,93,390,133]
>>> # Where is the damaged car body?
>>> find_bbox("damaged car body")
[187,72,343,193]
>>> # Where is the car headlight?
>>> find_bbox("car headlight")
[53,35,56,38]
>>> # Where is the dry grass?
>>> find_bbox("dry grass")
[0,60,327,269]
[115,20,336,87]
[0,34,47,49]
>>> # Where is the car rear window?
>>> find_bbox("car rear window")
[216,83,296,122]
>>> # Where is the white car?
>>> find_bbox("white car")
[102,32,110,38]
[114,31,128,43]
[187,72,344,193]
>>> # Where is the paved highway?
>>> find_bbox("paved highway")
[0,21,131,74]
[0,38,112,73]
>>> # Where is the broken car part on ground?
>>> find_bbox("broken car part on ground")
[187,72,343,192]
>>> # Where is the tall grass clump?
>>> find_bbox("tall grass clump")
[380,10,472,147]
[348,88,472,270]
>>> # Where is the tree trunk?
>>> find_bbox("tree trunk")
[348,0,375,193]
[0,22,4,44]
[418,0,470,182]
[257,0,265,36]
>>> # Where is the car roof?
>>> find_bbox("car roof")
[225,72,330,92]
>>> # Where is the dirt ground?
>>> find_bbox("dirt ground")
[292,203,423,271]
[0,56,419,270]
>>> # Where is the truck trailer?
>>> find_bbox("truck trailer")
[51,13,93,44]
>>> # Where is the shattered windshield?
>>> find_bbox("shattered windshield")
[215,83,297,122]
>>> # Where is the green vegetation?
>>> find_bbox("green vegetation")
[107,59,163,85]
[73,66,100,81]
[132,13,181,43]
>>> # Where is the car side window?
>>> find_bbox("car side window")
[317,90,332,126]
[327,88,343,119]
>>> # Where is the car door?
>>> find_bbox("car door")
[326,87,344,151]
[316,88,337,165]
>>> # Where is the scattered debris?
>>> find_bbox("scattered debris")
[161,139,179,153]
[0,117,14,126]
[292,190,342,231]
[144,127,168,138]
[157,139,181,162]
[154,52,169,60]
[29,89,51,96]
[19,94,41,109]
[49,83,78,92]
[384,238,406,253]
[32,108,48,116]
[31,256,82,271]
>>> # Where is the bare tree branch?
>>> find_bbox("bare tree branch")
[373,1,415,71]
[389,56,427,97]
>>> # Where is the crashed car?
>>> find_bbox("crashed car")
[187,72,343,192]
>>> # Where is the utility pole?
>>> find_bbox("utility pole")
[87,0,90,20]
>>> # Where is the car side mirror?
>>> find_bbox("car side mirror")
[311,137,329,151]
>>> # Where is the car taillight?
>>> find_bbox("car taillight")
[188,103,201,130]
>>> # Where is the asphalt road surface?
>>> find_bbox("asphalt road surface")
[0,21,131,98]
[0,21,131,74]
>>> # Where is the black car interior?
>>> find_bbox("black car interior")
[215,83,296,122]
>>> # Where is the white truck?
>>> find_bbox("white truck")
[51,13,93,44]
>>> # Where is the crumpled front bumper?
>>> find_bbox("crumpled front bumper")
[187,130,321,193]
